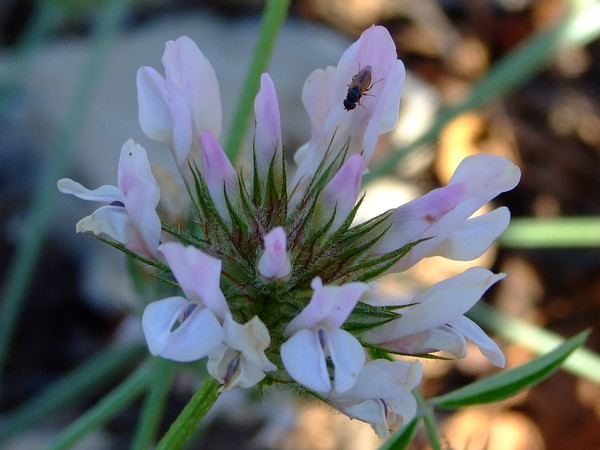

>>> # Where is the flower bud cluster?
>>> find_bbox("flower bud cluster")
[58,26,520,437]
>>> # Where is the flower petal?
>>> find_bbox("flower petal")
[322,154,365,230]
[326,328,365,393]
[57,178,121,203]
[373,155,520,272]
[200,130,237,220]
[117,140,161,256]
[293,26,405,188]
[257,227,292,279]
[163,36,222,138]
[75,205,130,243]
[370,184,467,268]
[142,297,224,362]
[281,328,330,392]
[223,315,276,372]
[136,66,172,144]
[381,326,467,359]
[449,315,506,367]
[158,242,229,319]
[430,207,510,260]
[362,267,505,344]
[286,279,368,334]
[254,73,282,180]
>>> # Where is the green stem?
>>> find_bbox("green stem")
[156,377,221,450]
[365,1,600,182]
[414,389,442,450]
[0,345,144,445]
[224,0,291,163]
[48,362,151,450]
[469,303,600,384]
[0,0,131,389]
[500,217,600,248]
[131,358,175,450]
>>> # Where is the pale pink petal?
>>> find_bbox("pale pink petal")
[293,26,405,187]
[322,154,365,230]
[200,130,237,220]
[163,36,222,138]
[371,184,467,256]
[142,297,224,362]
[117,140,161,255]
[75,205,130,242]
[281,329,330,393]
[431,207,510,260]
[449,154,521,199]
[328,359,421,438]
[301,66,337,133]
[257,227,292,279]
[382,326,467,359]
[222,315,276,371]
[326,328,365,393]
[167,80,194,170]
[285,278,368,335]
[362,267,505,344]
[379,61,406,133]
[342,400,387,437]
[449,316,506,367]
[254,73,282,179]
[57,179,121,203]
[158,242,229,319]
[136,66,172,144]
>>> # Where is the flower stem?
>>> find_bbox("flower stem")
[130,358,175,450]
[156,377,221,450]
[414,389,442,450]
[224,0,291,163]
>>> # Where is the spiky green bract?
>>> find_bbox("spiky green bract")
[104,137,427,383]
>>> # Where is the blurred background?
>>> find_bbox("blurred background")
[1,0,599,449]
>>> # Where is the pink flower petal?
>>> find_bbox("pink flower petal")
[75,205,130,242]
[285,278,368,334]
[142,297,224,362]
[117,140,161,256]
[163,36,222,138]
[322,154,365,230]
[257,227,292,279]
[57,179,121,203]
[159,242,229,319]
[200,130,237,220]
[362,267,505,344]
[326,328,365,393]
[136,66,172,144]
[293,25,405,188]
[281,328,331,392]
[449,316,506,367]
[254,73,282,179]
[431,207,510,260]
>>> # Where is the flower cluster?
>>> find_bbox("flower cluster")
[58,26,520,437]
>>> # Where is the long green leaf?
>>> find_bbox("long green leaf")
[130,358,175,450]
[378,416,420,450]
[500,217,600,248]
[0,345,144,445]
[48,362,151,450]
[469,302,600,384]
[431,330,589,409]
